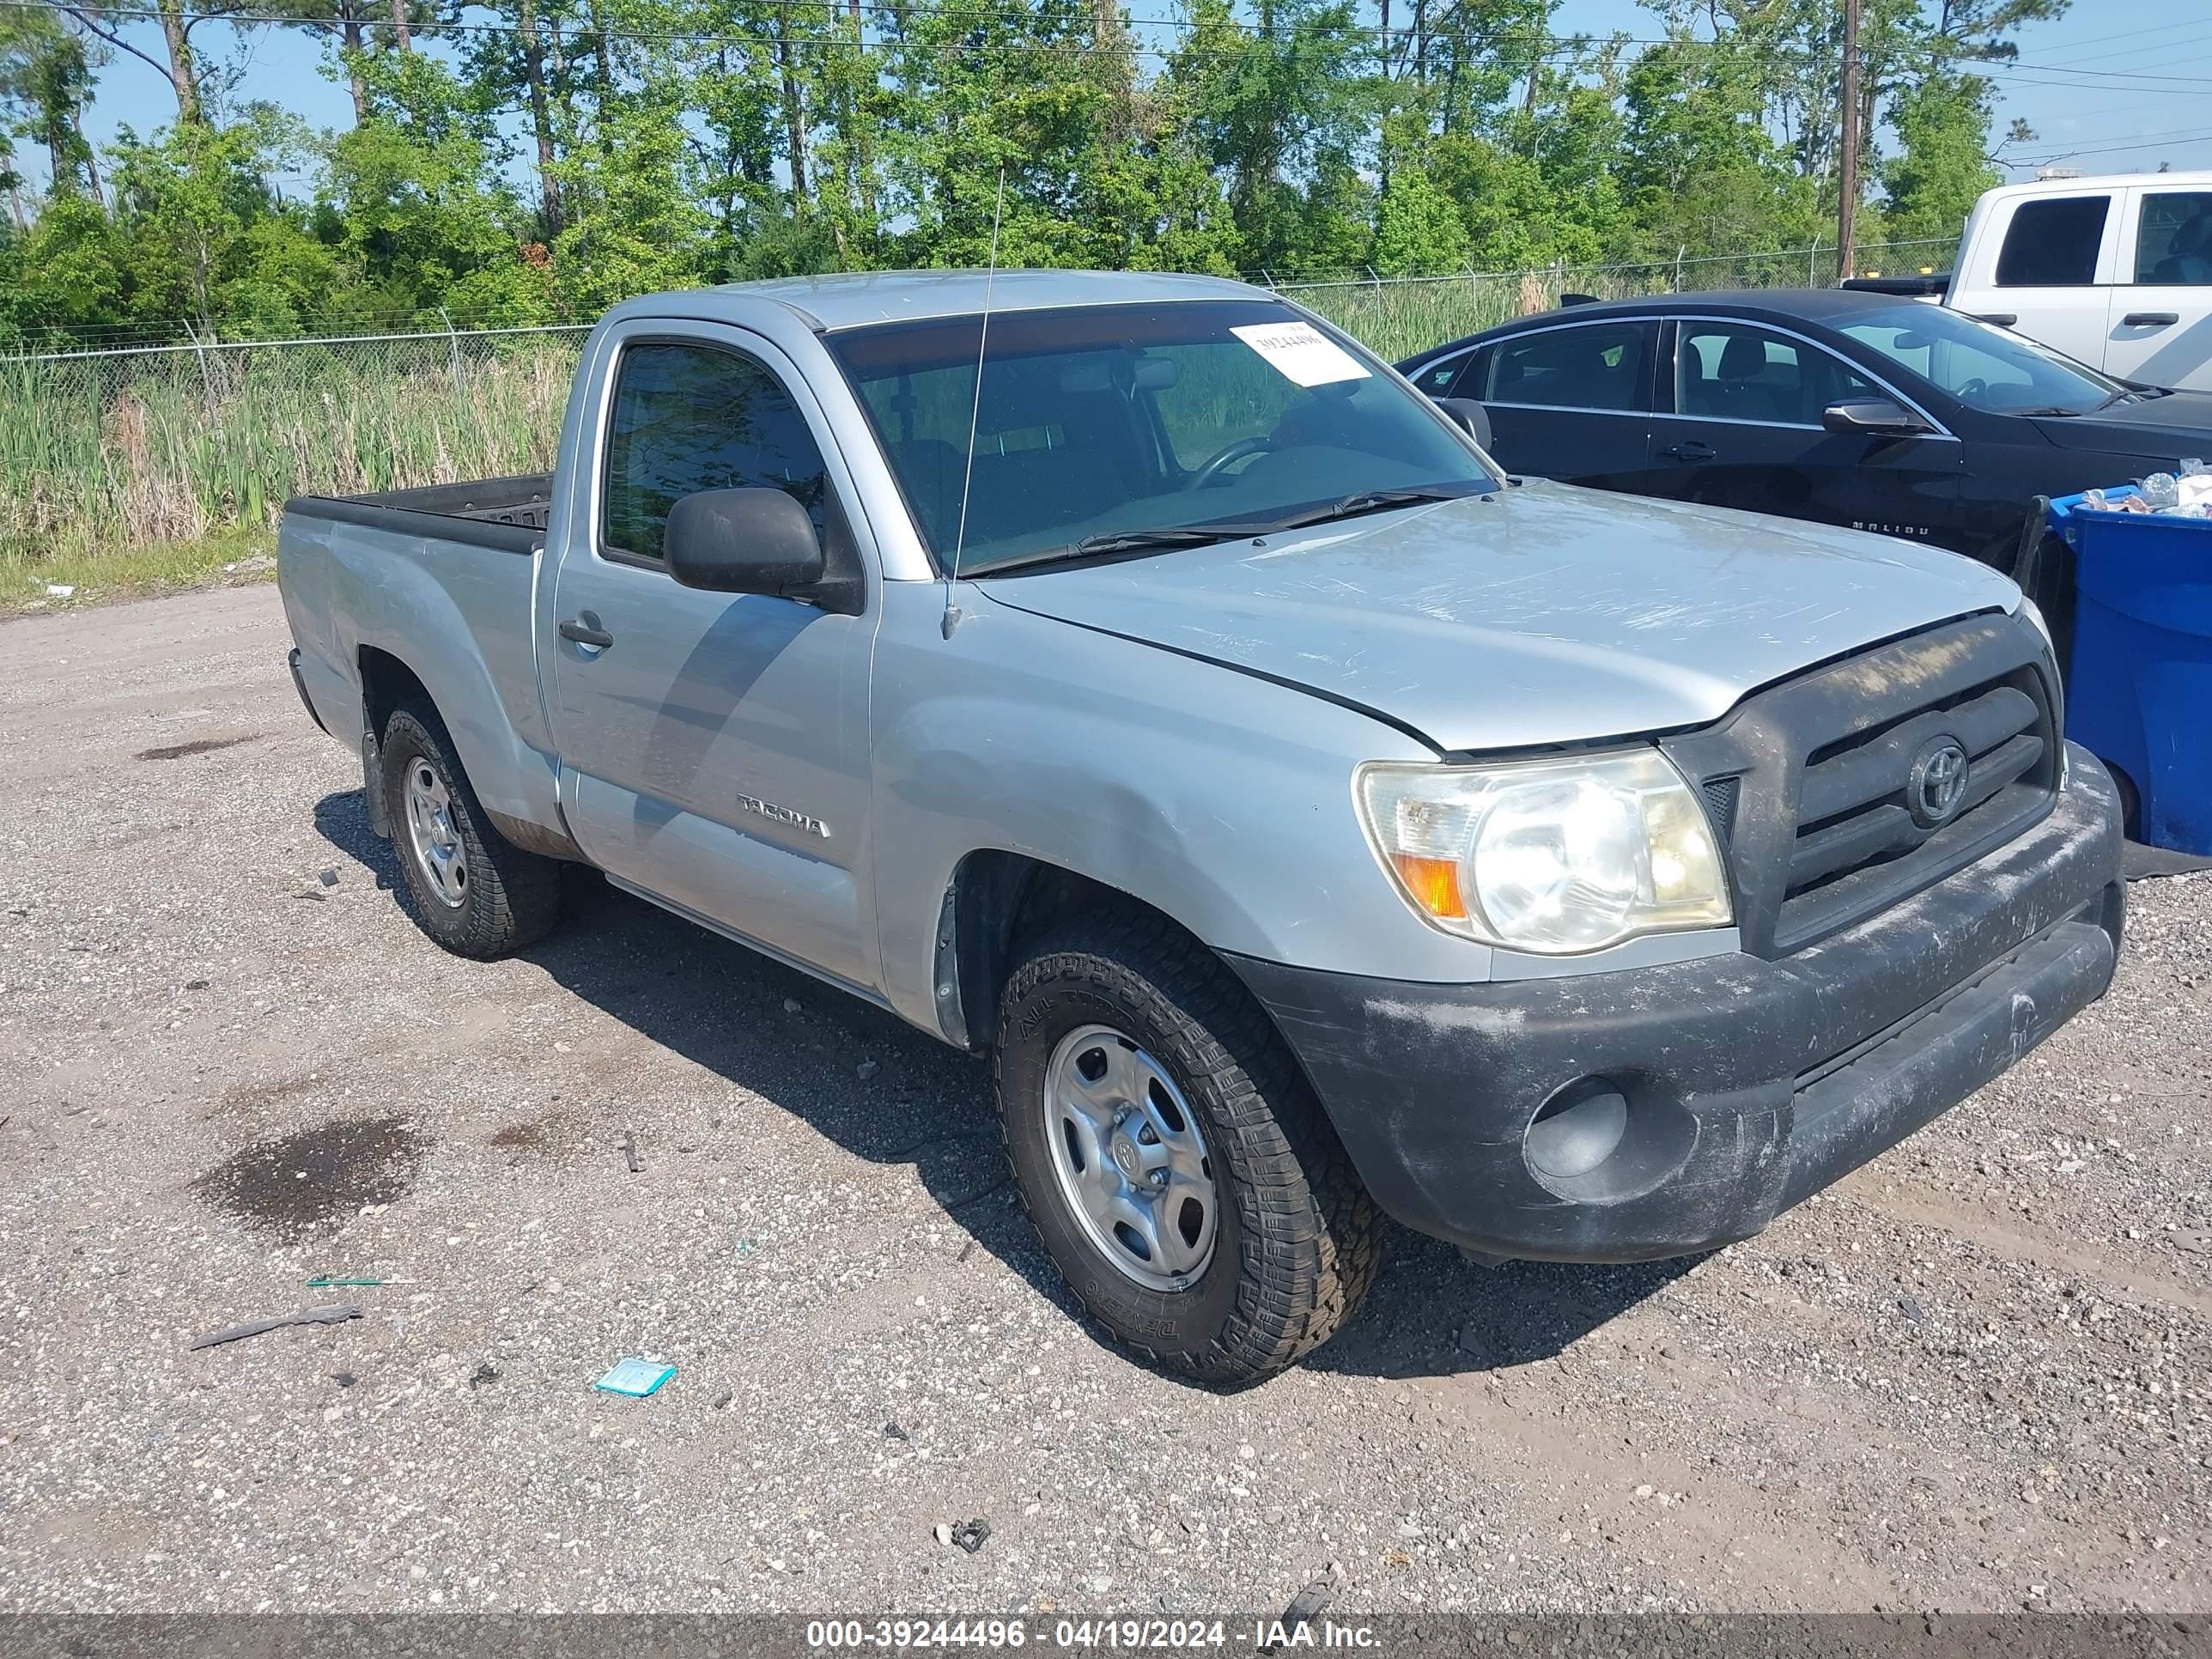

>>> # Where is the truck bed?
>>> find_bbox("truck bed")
[283,473,555,554]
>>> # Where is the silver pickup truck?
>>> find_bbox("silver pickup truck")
[280,270,2125,1383]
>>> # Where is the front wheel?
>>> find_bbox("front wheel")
[994,909,1381,1385]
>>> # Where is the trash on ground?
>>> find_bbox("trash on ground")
[46,584,75,598]
[593,1358,676,1397]
[318,867,339,886]
[733,1237,758,1257]
[884,1420,908,1441]
[856,1060,879,1079]
[1261,1578,1336,1650]
[306,1275,385,1288]
[469,1362,498,1389]
[712,1389,734,1409]
[620,1130,643,1174]
[949,1518,991,1553]
[189,1303,362,1350]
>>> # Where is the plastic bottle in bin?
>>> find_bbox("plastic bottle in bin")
[2141,472,2181,512]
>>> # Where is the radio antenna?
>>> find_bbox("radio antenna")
[943,167,1006,641]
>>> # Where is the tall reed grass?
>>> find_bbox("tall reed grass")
[0,338,579,567]
[0,241,1953,568]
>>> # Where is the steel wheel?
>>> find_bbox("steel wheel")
[1042,1023,1218,1291]
[403,758,469,909]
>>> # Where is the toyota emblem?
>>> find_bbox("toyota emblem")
[1907,737,1971,827]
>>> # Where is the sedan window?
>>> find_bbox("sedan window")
[1481,324,1648,411]
[1836,301,2125,415]
[1676,323,1873,427]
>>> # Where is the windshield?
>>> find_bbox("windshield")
[825,299,1496,575]
[1836,302,2130,415]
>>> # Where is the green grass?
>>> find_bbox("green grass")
[0,251,1954,594]
[1,526,278,617]
[0,339,578,572]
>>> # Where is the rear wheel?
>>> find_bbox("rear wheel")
[380,703,563,958]
[994,907,1380,1385]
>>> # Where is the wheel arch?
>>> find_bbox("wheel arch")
[934,851,1229,1053]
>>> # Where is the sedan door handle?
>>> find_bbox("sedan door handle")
[2122,312,2179,328]
[558,617,614,649]
[1661,441,1717,461]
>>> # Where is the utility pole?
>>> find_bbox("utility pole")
[1838,0,1861,283]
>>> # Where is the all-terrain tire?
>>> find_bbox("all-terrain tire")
[380,702,563,959]
[995,907,1381,1386]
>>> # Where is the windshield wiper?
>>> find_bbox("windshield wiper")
[2094,388,2144,410]
[970,521,1275,576]
[967,485,1477,578]
[2017,405,2085,417]
[1250,484,1474,533]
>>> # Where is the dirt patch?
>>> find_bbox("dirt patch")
[489,1109,578,1155]
[192,1115,428,1239]
[137,734,259,762]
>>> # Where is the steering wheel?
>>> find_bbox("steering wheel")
[1184,435,1273,490]
[1958,376,1989,401]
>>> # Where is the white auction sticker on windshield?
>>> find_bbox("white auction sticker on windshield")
[1231,322,1371,387]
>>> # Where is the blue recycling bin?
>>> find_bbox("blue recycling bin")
[2046,487,2212,855]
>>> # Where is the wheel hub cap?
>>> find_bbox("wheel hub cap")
[403,760,469,910]
[1042,1024,1218,1291]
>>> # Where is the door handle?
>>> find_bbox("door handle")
[2121,311,2179,328]
[558,616,614,649]
[1973,312,2017,326]
[1662,441,1717,461]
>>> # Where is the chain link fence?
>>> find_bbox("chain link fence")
[0,239,1955,566]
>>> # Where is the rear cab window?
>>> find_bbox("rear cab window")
[1480,323,1650,411]
[1995,196,2112,288]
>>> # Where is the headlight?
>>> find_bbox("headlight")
[1355,751,1732,953]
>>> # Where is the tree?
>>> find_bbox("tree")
[2,5,101,198]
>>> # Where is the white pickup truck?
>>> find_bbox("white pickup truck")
[279,270,2126,1383]
[1860,170,2212,391]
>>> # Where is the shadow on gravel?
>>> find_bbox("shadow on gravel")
[1304,1231,1702,1382]
[314,787,1701,1386]
[312,790,1060,1295]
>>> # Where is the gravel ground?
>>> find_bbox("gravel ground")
[2,585,2209,1620]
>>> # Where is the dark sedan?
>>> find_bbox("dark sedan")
[1398,289,2212,566]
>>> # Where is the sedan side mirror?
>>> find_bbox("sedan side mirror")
[665,487,826,598]
[1434,396,1494,450]
[1821,397,1931,438]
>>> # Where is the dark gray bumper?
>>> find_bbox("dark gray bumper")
[1231,746,2126,1263]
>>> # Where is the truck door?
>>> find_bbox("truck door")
[2104,185,2212,392]
[1948,191,2120,368]
[544,325,880,992]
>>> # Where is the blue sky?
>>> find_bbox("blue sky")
[52,0,2212,204]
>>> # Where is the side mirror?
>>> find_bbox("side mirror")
[1821,397,1930,438]
[1435,396,1494,450]
[665,487,826,598]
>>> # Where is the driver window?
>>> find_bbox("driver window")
[2132,191,2212,285]
[601,343,830,562]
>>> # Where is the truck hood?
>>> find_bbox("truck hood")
[975,480,2019,753]
[2028,388,2212,458]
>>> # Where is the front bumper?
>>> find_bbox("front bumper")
[1232,745,2126,1263]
